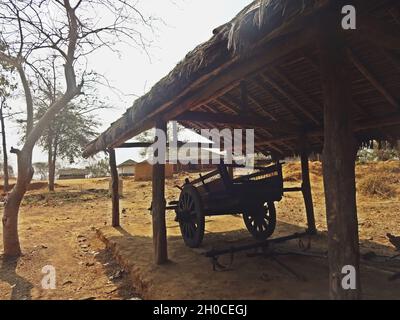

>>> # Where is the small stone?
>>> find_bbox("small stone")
[109,270,124,280]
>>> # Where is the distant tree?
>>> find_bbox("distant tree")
[357,141,400,163]
[0,0,157,257]
[0,163,14,178]
[35,98,101,191]
[0,63,17,192]
[32,162,48,181]
[86,158,110,178]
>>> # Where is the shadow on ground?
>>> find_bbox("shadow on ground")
[97,220,400,300]
[0,256,33,300]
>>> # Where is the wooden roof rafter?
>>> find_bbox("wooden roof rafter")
[83,0,400,159]
[252,75,305,124]
[202,94,289,154]
[258,72,321,126]
[347,48,400,111]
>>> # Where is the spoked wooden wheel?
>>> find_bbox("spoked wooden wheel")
[243,202,276,241]
[177,186,205,248]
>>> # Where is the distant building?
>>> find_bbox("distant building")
[170,147,225,173]
[58,168,88,180]
[135,161,174,181]
[117,159,137,177]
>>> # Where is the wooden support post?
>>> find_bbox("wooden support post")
[300,150,316,235]
[227,166,234,180]
[109,148,120,227]
[318,6,361,300]
[152,119,168,265]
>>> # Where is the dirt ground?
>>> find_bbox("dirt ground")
[0,161,399,300]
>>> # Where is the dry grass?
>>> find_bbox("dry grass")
[358,174,397,199]
[283,161,323,182]
[356,161,399,199]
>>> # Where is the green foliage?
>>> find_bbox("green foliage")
[86,158,110,178]
[33,162,48,180]
[357,142,400,163]
[35,96,100,164]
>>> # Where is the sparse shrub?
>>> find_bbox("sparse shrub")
[358,175,396,199]
[283,163,302,182]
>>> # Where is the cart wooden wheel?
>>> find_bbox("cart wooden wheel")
[243,202,276,241]
[177,185,205,248]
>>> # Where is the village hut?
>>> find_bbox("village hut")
[135,161,174,181]
[83,0,400,299]
[58,168,88,180]
[117,159,137,177]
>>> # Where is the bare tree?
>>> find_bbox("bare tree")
[0,61,17,193]
[0,0,155,256]
[32,56,104,192]
[0,97,10,191]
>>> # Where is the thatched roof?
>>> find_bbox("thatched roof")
[58,168,88,176]
[117,159,137,168]
[84,0,400,158]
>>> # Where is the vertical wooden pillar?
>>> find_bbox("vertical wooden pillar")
[300,150,316,235]
[152,119,168,265]
[319,6,361,300]
[227,166,234,180]
[109,148,120,227]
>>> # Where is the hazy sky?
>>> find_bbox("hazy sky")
[6,0,252,169]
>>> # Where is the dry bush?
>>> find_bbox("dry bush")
[283,163,302,182]
[309,161,323,176]
[358,174,397,199]
[357,161,400,185]
[283,161,323,182]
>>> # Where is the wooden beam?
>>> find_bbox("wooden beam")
[117,141,202,149]
[272,67,323,116]
[246,94,278,121]
[217,94,278,138]
[165,27,317,122]
[357,13,400,50]
[382,49,400,73]
[152,119,168,265]
[108,148,120,228]
[255,113,400,146]
[175,111,270,128]
[259,73,321,125]
[83,25,318,157]
[347,48,400,111]
[299,138,316,235]
[253,76,305,124]
[319,7,361,300]
[175,111,299,143]
[240,80,248,113]
[220,93,281,132]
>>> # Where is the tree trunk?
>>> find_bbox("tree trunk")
[2,150,33,257]
[48,160,56,192]
[47,137,54,192]
[318,6,361,300]
[49,146,57,192]
[0,106,9,192]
